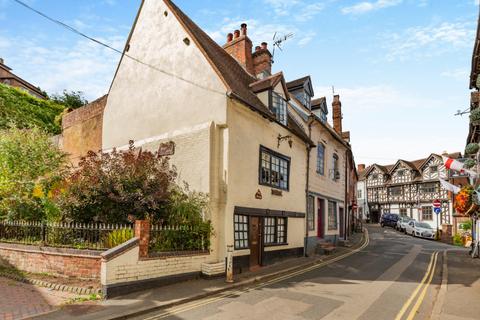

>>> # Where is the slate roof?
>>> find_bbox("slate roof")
[286,76,310,90]
[249,72,287,95]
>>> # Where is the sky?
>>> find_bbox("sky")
[0,0,478,166]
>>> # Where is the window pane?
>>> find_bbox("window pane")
[259,148,290,190]
[234,215,249,249]
[317,144,325,175]
[328,201,337,230]
[307,196,315,231]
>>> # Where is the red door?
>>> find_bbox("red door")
[317,199,324,238]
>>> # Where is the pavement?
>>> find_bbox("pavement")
[0,276,81,320]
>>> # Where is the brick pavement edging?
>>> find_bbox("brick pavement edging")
[0,271,101,296]
[107,229,369,320]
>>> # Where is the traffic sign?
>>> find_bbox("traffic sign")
[433,199,441,208]
[434,207,442,214]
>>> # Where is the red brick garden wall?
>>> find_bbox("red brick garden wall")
[0,243,101,279]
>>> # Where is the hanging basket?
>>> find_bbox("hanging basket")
[465,143,480,155]
[455,186,474,215]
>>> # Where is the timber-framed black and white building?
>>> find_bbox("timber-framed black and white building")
[359,153,462,230]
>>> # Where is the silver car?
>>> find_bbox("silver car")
[405,221,435,239]
[396,216,412,232]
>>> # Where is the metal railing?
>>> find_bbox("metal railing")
[149,224,210,255]
[0,220,134,250]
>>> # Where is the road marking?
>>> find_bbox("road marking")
[405,251,438,320]
[143,232,370,320]
[394,251,436,320]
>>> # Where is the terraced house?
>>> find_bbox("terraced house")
[360,153,461,230]
[61,0,357,277]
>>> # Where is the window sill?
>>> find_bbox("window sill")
[264,243,288,247]
[259,183,289,192]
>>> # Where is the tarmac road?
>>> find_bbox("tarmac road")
[132,225,455,320]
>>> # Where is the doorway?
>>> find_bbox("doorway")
[249,216,262,269]
[317,199,325,238]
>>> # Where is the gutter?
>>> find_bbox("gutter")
[344,149,349,241]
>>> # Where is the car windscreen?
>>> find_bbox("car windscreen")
[417,222,432,229]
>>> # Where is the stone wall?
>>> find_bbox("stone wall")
[0,243,101,279]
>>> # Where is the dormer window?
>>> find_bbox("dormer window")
[271,92,287,125]
[397,169,405,177]
[430,165,438,173]
[294,91,311,109]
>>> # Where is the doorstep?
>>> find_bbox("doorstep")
[33,230,367,320]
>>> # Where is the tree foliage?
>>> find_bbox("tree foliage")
[57,142,178,224]
[0,127,67,221]
[51,90,88,110]
[0,83,65,134]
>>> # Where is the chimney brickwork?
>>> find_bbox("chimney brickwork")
[358,164,366,172]
[332,95,343,134]
[223,23,254,75]
[252,42,272,78]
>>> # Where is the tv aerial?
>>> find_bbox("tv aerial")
[272,32,294,63]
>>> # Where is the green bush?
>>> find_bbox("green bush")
[0,127,67,221]
[453,233,463,246]
[103,228,134,248]
[0,83,65,134]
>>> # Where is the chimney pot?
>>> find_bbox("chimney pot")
[261,42,268,49]
[234,30,240,38]
[227,33,233,42]
[241,23,247,36]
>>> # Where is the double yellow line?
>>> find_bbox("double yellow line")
[144,232,370,320]
[395,251,439,320]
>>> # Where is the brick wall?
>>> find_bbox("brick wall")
[61,95,108,165]
[102,243,216,286]
[0,243,101,279]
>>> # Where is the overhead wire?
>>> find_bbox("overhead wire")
[12,0,226,96]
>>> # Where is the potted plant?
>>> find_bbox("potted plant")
[455,186,475,215]
[464,158,477,169]
[470,108,480,125]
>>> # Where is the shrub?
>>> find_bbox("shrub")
[0,84,65,134]
[453,233,463,246]
[57,141,177,224]
[0,128,67,221]
[103,228,134,248]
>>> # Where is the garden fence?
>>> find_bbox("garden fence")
[149,224,210,255]
[0,220,134,250]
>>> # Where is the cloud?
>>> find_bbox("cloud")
[383,21,475,61]
[441,68,469,81]
[263,0,325,21]
[0,33,125,100]
[314,85,467,165]
[298,31,316,47]
[342,0,402,15]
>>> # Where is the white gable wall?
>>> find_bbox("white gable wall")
[103,0,227,150]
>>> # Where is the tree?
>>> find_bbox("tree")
[57,142,178,224]
[0,127,67,221]
[51,90,88,110]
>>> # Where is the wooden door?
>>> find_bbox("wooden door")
[317,199,324,238]
[249,216,262,269]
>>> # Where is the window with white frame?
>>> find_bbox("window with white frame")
[422,206,433,221]
[259,146,290,190]
[263,217,287,245]
[234,214,249,249]
[421,183,436,193]
[357,189,363,199]
[332,154,339,181]
[271,92,287,125]
[307,196,315,231]
[389,186,402,196]
[328,201,338,230]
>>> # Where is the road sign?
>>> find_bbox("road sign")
[433,199,441,208]
[434,207,442,214]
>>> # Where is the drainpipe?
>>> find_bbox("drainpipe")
[304,116,315,257]
[344,149,349,241]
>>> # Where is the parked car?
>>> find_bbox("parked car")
[380,213,400,228]
[396,216,412,232]
[405,221,435,239]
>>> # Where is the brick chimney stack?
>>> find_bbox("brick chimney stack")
[332,95,343,134]
[0,58,3,65]
[252,42,272,79]
[223,23,254,75]
[358,164,366,172]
